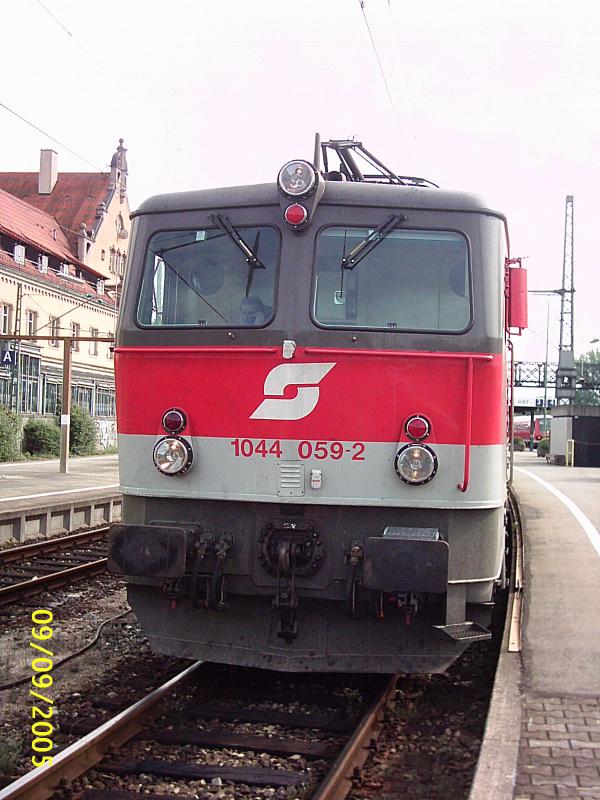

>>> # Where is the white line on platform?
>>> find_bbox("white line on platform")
[516,467,600,559]
[0,484,119,503]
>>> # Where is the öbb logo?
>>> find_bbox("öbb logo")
[250,362,336,420]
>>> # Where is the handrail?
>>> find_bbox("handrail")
[457,357,474,492]
[115,346,278,354]
[305,347,494,360]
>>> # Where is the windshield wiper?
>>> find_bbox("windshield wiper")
[340,212,406,270]
[211,213,266,296]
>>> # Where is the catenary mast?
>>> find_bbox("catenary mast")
[556,195,576,403]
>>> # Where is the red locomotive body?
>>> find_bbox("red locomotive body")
[108,140,526,672]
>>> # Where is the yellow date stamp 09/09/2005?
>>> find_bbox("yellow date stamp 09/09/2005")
[29,609,55,767]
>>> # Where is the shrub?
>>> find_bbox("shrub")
[512,437,526,452]
[537,437,550,457]
[0,407,22,462]
[23,418,61,457]
[69,405,97,455]
[0,733,22,774]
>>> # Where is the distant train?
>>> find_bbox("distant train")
[513,415,549,445]
[108,137,528,672]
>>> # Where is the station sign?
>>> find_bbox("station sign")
[536,398,556,407]
[0,349,16,366]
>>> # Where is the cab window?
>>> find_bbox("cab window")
[312,227,471,332]
[137,226,279,328]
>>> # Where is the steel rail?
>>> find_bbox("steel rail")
[311,673,399,800]
[0,527,108,564]
[0,559,108,608]
[0,661,205,800]
[0,527,110,607]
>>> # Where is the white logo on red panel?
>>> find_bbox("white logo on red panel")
[250,363,336,420]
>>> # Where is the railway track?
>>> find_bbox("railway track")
[0,663,398,800]
[0,528,108,607]
[0,498,521,798]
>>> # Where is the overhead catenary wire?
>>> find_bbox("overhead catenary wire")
[357,0,397,117]
[34,0,88,52]
[0,100,104,173]
[0,100,129,202]
[0,98,130,252]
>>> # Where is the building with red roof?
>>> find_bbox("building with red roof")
[0,139,130,283]
[0,142,128,438]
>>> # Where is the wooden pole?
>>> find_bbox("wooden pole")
[59,338,73,474]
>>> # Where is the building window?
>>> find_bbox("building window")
[0,376,11,408]
[96,387,115,417]
[72,384,93,414]
[19,354,41,413]
[1,304,12,336]
[49,317,60,347]
[14,244,26,264]
[71,322,80,350]
[108,333,114,359]
[44,380,61,414]
[26,310,38,336]
[109,247,116,274]
[89,328,98,355]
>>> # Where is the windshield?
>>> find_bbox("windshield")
[312,226,471,332]
[137,225,279,328]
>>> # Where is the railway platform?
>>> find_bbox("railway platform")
[0,455,120,544]
[471,451,600,800]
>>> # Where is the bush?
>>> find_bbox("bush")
[69,405,97,455]
[0,407,22,462]
[23,418,61,457]
[512,437,526,452]
[0,733,22,774]
[537,437,550,457]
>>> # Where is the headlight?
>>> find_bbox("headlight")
[153,436,193,476]
[277,160,318,197]
[395,444,437,486]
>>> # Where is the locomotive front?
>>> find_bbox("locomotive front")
[109,146,513,672]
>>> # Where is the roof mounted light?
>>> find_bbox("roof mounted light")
[277,160,318,198]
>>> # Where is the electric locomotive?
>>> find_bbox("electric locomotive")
[108,138,527,673]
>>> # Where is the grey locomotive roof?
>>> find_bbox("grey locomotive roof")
[132,180,505,220]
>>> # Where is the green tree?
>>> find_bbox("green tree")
[69,405,97,455]
[0,407,22,461]
[575,347,600,405]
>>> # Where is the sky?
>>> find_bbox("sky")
[1,0,599,378]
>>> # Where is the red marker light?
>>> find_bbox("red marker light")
[405,415,430,441]
[162,409,186,434]
[284,204,308,226]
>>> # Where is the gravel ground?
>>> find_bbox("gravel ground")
[1,582,504,799]
[0,575,185,780]
[348,613,504,800]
